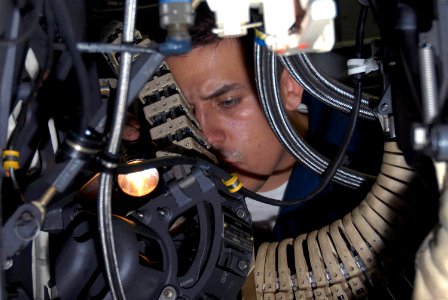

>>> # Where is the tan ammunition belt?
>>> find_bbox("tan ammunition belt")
[245,141,419,299]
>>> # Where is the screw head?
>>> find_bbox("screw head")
[135,211,146,219]
[237,259,248,271]
[3,259,13,270]
[20,211,33,221]
[236,208,246,219]
[164,288,174,298]
[158,207,169,219]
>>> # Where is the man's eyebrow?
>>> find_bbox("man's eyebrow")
[201,83,244,100]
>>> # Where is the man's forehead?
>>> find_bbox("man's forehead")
[166,38,243,62]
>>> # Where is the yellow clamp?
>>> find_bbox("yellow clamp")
[254,29,266,41]
[3,149,20,170]
[222,173,243,193]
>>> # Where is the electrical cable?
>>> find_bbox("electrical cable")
[7,0,55,152]
[248,3,370,205]
[97,0,137,298]
[276,0,378,120]
[2,0,55,199]
[117,156,199,174]
[355,4,369,59]
[49,0,91,132]
[0,0,42,48]
[8,168,20,191]
[0,5,24,163]
[0,4,24,295]
[280,54,377,120]
[77,42,159,55]
[241,78,362,207]
[255,44,373,189]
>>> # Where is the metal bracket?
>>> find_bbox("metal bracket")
[3,201,44,264]
[347,57,379,76]
[375,84,396,139]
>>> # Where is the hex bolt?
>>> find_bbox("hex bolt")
[158,207,169,219]
[3,259,13,270]
[20,211,32,222]
[135,211,146,219]
[236,208,246,219]
[164,288,174,299]
[237,259,248,271]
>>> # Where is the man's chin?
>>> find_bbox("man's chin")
[236,173,266,192]
[215,158,270,190]
[221,168,268,192]
[217,158,240,173]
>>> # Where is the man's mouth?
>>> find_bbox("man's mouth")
[214,150,243,170]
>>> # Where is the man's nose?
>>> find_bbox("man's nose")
[194,107,225,148]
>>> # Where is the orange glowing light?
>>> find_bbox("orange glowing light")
[117,160,159,197]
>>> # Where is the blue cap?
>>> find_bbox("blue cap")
[159,36,192,55]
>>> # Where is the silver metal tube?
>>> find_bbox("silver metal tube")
[271,53,368,187]
[281,54,377,120]
[301,54,372,107]
[98,0,137,299]
[77,42,156,55]
[418,44,439,124]
[255,43,371,189]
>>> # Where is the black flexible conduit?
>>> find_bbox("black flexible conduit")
[7,0,55,151]
[50,0,91,132]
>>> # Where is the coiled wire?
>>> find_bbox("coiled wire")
[280,53,377,120]
[255,44,373,188]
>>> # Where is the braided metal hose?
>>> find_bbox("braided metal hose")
[255,44,374,189]
[245,141,418,299]
[280,54,377,120]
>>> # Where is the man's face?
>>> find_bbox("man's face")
[166,39,294,192]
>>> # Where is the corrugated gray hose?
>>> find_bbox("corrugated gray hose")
[254,44,375,188]
[245,141,417,299]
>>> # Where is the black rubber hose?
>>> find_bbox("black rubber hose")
[49,0,91,132]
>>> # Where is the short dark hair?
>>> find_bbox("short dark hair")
[189,2,255,71]
[189,2,221,47]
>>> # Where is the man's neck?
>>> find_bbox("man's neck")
[258,155,296,193]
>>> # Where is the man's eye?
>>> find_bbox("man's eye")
[218,98,240,108]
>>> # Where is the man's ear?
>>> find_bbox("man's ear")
[279,69,304,112]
